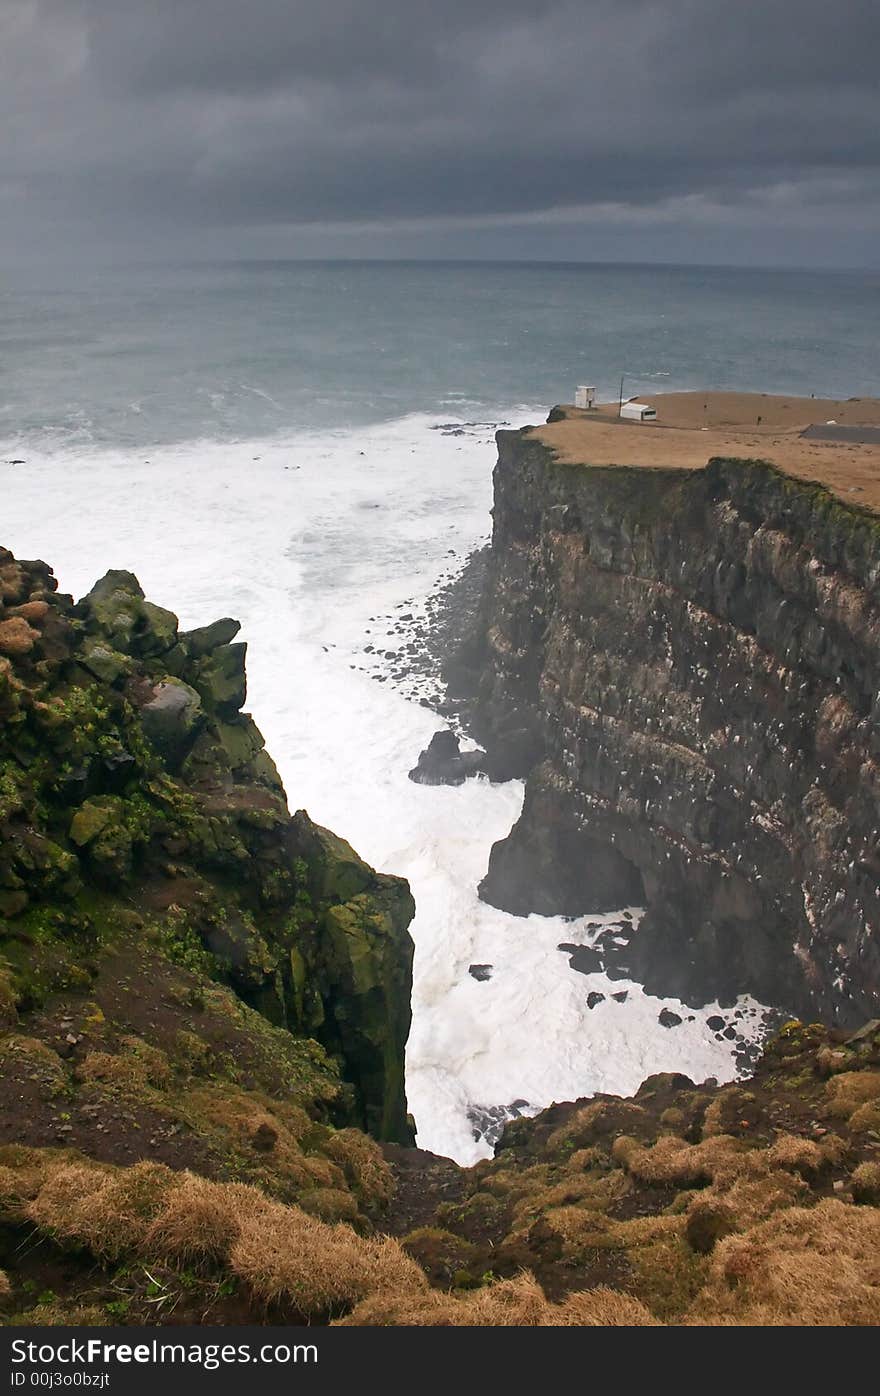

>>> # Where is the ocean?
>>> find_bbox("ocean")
[2,259,878,1163]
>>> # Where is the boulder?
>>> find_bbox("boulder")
[140,679,204,767]
[408,729,488,785]
[81,570,145,651]
[69,796,133,879]
[194,642,247,716]
[180,617,241,657]
[78,640,132,686]
[81,571,179,658]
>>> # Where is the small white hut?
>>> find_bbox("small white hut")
[620,400,657,423]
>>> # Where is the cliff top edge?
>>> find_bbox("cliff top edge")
[528,390,880,512]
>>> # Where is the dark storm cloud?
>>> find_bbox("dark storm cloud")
[1,0,878,260]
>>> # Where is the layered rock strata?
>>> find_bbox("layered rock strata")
[453,425,880,1023]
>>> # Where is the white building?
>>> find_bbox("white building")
[574,385,596,409]
[620,400,657,423]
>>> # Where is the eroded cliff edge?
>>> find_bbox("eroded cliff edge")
[451,423,880,1024]
[0,547,414,1143]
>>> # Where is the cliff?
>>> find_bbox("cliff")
[1,550,879,1328]
[0,546,414,1143]
[452,420,880,1024]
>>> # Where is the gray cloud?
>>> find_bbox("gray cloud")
[1,0,878,263]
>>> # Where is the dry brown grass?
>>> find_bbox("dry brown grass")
[824,1071,880,1120]
[177,1084,345,1196]
[0,1147,73,1221]
[816,1046,849,1077]
[10,1302,109,1327]
[534,1203,684,1274]
[850,1161,880,1205]
[658,1107,687,1134]
[229,1201,427,1317]
[27,1160,177,1259]
[848,1102,880,1134]
[15,1151,426,1321]
[686,1168,809,1247]
[322,1128,395,1208]
[566,1146,606,1172]
[480,1162,550,1203]
[510,1167,629,1228]
[297,1187,361,1224]
[0,1269,10,1297]
[615,1132,747,1186]
[78,1037,171,1092]
[144,1175,273,1263]
[764,1133,825,1179]
[336,1272,660,1326]
[684,1198,738,1254]
[0,616,38,656]
[555,1287,660,1326]
[687,1199,880,1325]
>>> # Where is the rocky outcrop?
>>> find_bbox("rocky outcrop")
[0,547,414,1142]
[408,729,488,785]
[455,422,880,1024]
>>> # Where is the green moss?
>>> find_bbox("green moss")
[0,553,416,1147]
[0,765,27,822]
[155,907,218,979]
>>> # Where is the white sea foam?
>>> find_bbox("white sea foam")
[1,409,768,1164]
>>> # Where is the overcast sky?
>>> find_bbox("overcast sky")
[1,0,878,267]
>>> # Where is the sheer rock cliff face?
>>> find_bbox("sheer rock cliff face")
[453,427,880,1024]
[0,548,414,1143]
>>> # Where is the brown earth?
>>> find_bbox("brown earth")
[536,391,880,509]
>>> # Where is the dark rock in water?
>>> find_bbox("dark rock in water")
[479,797,643,916]
[467,1099,532,1147]
[604,962,631,981]
[659,1008,683,1028]
[409,728,488,786]
[707,1015,726,1031]
[557,942,603,975]
[612,990,629,1002]
[587,991,606,1009]
[468,964,493,982]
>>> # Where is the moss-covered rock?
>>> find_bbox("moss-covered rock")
[139,679,204,767]
[0,548,415,1145]
[194,643,247,716]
